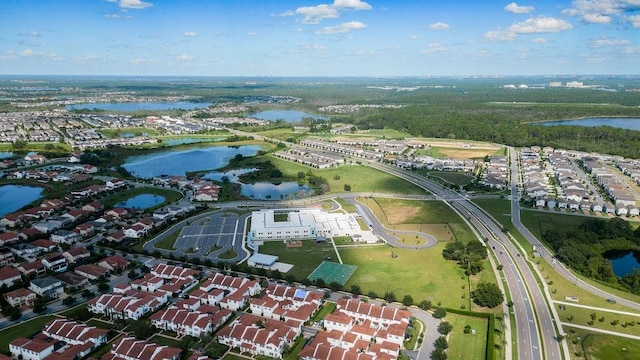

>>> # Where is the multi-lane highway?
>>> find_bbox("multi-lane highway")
[366,162,562,360]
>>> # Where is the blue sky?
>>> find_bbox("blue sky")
[0,0,638,76]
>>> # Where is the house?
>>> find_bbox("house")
[29,239,58,253]
[106,178,127,190]
[217,314,299,359]
[106,207,129,219]
[82,201,104,213]
[75,264,110,281]
[109,336,182,360]
[42,253,68,272]
[11,243,41,259]
[0,247,15,266]
[106,230,127,243]
[97,255,129,272]
[62,246,91,264]
[29,276,64,298]
[88,292,168,320]
[131,273,165,293]
[75,222,95,237]
[43,317,108,356]
[50,229,81,244]
[0,266,22,288]
[9,335,55,360]
[3,287,37,307]
[55,271,90,290]
[124,224,147,239]
[150,305,232,337]
[17,260,46,278]
[151,263,199,282]
[0,231,20,246]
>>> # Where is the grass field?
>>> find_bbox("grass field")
[365,197,475,242]
[424,171,475,186]
[0,315,55,355]
[100,127,159,138]
[556,303,640,336]
[446,314,489,360]
[565,328,640,360]
[265,154,426,195]
[152,231,179,251]
[259,240,337,280]
[334,198,356,213]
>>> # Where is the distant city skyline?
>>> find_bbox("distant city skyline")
[1,0,639,76]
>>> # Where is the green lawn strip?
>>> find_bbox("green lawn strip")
[0,315,56,355]
[334,198,356,213]
[153,231,180,251]
[223,354,248,360]
[404,319,424,350]
[100,127,159,138]
[87,319,114,329]
[259,240,336,281]
[149,334,183,348]
[101,186,183,209]
[565,328,640,360]
[265,154,425,195]
[332,236,354,245]
[424,170,475,186]
[444,312,490,360]
[312,302,337,322]
[218,249,238,260]
[556,303,640,336]
[88,341,113,358]
[284,335,306,360]
[339,244,469,309]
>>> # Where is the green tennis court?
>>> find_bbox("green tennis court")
[307,261,357,286]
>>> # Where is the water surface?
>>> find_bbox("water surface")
[540,118,640,131]
[249,110,328,123]
[0,185,44,217]
[604,250,640,277]
[115,194,165,209]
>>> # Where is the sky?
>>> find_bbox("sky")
[0,0,639,77]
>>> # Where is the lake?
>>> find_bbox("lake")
[249,110,329,123]
[67,101,212,111]
[604,250,640,277]
[540,117,640,131]
[123,145,262,178]
[205,169,313,200]
[0,152,13,159]
[0,185,44,217]
[115,194,165,209]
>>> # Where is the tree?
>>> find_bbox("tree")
[383,291,397,303]
[329,282,343,292]
[438,321,453,335]
[418,300,432,311]
[297,171,306,179]
[471,282,504,308]
[130,319,155,339]
[431,349,448,360]
[350,285,362,296]
[434,336,449,350]
[343,184,351,192]
[128,269,137,279]
[62,296,75,306]
[402,294,414,307]
[433,307,447,319]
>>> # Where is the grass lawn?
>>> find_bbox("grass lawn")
[101,186,183,209]
[0,315,56,355]
[254,128,307,142]
[153,231,179,251]
[340,244,469,308]
[333,236,354,245]
[365,197,475,242]
[265,154,425,195]
[223,354,248,360]
[472,198,512,229]
[100,127,159,138]
[149,335,183,348]
[218,249,238,260]
[87,319,113,329]
[556,303,640,336]
[334,198,356,213]
[312,302,337,322]
[445,313,489,360]
[259,240,337,281]
[565,328,640,360]
[284,336,307,360]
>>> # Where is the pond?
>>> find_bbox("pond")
[204,169,313,200]
[604,250,640,277]
[162,137,225,146]
[0,185,44,217]
[115,194,165,209]
[539,117,640,131]
[0,152,13,159]
[122,145,262,178]
[67,101,212,111]
[249,110,329,123]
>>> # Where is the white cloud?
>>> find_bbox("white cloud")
[630,15,640,28]
[563,0,639,25]
[20,49,34,56]
[333,0,372,10]
[429,22,450,30]
[420,42,449,53]
[130,58,158,64]
[589,38,631,47]
[509,17,572,33]
[183,31,197,37]
[295,4,338,24]
[117,0,153,9]
[175,54,193,61]
[531,37,547,43]
[299,43,329,54]
[289,0,372,24]
[247,32,258,36]
[583,13,611,23]
[410,35,421,40]
[505,2,535,14]
[485,30,517,41]
[29,31,41,37]
[623,46,640,54]
[317,21,366,34]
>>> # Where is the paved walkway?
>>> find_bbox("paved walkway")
[554,300,640,317]
[561,322,640,340]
